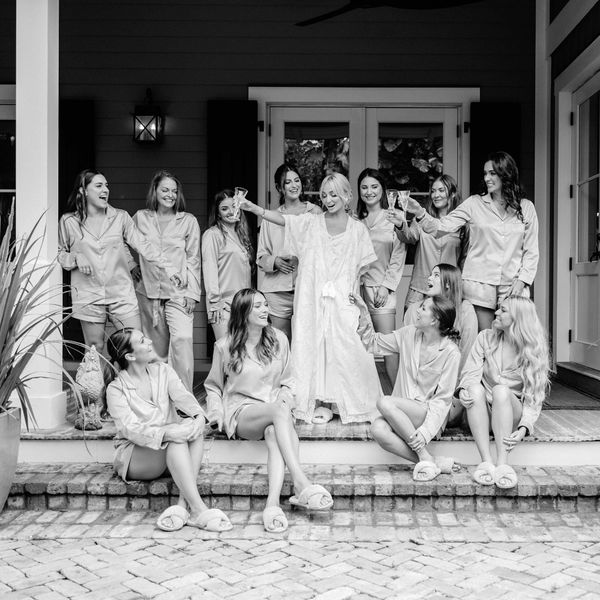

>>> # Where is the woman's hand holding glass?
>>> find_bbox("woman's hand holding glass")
[386,207,407,229]
[405,196,425,217]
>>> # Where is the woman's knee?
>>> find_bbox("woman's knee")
[491,384,513,405]
[370,417,390,441]
[271,402,293,424]
[376,395,394,417]
[264,424,276,443]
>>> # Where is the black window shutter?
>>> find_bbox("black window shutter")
[206,99,258,355]
[59,98,95,359]
[469,102,521,197]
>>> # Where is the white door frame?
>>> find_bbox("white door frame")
[554,36,600,363]
[249,87,479,209]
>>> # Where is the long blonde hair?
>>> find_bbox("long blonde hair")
[495,296,550,407]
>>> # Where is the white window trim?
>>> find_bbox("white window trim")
[554,41,600,363]
[248,86,479,210]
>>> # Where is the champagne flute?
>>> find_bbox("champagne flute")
[232,187,247,221]
[386,189,399,208]
[398,190,410,212]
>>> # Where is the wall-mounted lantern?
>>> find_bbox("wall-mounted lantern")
[133,88,163,144]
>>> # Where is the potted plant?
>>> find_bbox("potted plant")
[0,204,81,511]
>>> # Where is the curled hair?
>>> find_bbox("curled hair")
[356,168,389,220]
[429,296,460,343]
[320,172,353,213]
[494,296,550,408]
[67,169,106,222]
[107,328,135,372]
[146,170,186,212]
[435,263,463,330]
[485,151,525,222]
[427,174,462,218]
[208,189,255,263]
[226,289,280,374]
[274,163,303,205]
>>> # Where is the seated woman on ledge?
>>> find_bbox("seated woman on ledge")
[458,296,550,489]
[204,288,333,533]
[354,294,461,481]
[106,329,232,533]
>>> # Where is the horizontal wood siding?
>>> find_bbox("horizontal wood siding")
[1,0,536,363]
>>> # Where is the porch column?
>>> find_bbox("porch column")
[15,0,65,429]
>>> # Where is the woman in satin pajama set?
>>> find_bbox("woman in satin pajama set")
[133,171,201,392]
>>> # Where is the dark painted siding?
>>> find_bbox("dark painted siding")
[0,2,15,83]
[1,0,537,362]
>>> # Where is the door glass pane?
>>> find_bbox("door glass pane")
[284,122,349,201]
[578,91,599,182]
[0,120,15,240]
[378,123,443,202]
[577,178,600,262]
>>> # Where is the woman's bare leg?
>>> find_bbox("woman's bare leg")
[264,424,285,509]
[465,384,493,464]
[236,403,311,496]
[490,385,522,467]
[270,316,292,342]
[165,441,208,517]
[474,305,495,332]
[370,417,418,462]
[80,321,107,355]
[371,313,399,385]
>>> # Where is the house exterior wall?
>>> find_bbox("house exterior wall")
[1,0,537,363]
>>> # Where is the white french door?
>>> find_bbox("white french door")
[268,104,460,209]
[571,72,600,370]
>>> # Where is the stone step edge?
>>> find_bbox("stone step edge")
[9,463,600,504]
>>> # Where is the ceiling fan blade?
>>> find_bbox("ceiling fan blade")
[296,0,484,27]
[295,3,358,27]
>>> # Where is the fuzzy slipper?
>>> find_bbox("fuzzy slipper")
[473,461,496,485]
[494,464,518,489]
[312,407,334,424]
[262,506,288,533]
[156,505,189,532]
[289,484,333,511]
[187,509,233,532]
[413,460,442,482]
[433,455,459,474]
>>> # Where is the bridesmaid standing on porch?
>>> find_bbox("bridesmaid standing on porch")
[405,152,539,331]
[239,173,382,425]
[257,163,322,341]
[202,189,253,340]
[133,171,201,392]
[357,168,406,385]
[58,169,181,356]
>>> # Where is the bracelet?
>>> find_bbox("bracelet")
[261,207,266,217]
[415,211,426,222]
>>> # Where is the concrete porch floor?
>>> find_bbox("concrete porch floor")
[18,380,600,467]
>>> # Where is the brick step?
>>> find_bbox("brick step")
[7,463,600,514]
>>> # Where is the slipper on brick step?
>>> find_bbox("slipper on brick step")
[412,460,441,482]
[472,461,496,486]
[433,455,459,474]
[494,464,518,489]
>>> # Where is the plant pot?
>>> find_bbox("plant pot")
[0,407,21,512]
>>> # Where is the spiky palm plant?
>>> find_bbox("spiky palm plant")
[0,203,81,429]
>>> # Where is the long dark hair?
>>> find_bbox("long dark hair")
[356,168,389,219]
[67,169,105,222]
[227,289,280,374]
[274,163,304,206]
[485,151,525,222]
[208,189,254,262]
[429,296,460,344]
[107,328,135,371]
[426,174,461,218]
[146,170,186,212]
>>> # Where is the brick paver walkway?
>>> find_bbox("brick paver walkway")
[2,510,600,599]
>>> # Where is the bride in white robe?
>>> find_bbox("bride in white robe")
[240,173,382,424]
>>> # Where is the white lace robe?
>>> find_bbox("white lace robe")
[284,213,382,423]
